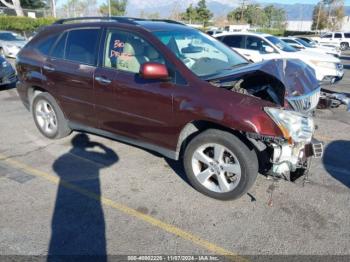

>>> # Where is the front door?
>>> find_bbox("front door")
[43,28,100,127]
[94,28,174,149]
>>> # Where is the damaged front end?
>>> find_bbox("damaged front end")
[246,108,323,181]
[207,59,325,181]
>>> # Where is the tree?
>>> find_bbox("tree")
[196,0,213,27]
[264,5,286,29]
[227,4,266,27]
[0,0,24,16]
[180,4,197,24]
[312,0,345,31]
[99,0,127,16]
[312,1,328,30]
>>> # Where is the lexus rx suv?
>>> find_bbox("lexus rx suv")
[16,17,323,200]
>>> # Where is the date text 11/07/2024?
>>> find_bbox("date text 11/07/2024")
[127,255,221,261]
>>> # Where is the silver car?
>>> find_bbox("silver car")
[0,31,27,58]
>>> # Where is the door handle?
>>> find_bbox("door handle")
[43,65,55,72]
[95,76,112,85]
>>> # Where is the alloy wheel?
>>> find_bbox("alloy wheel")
[34,99,58,136]
[191,143,242,193]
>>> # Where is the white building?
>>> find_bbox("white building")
[286,20,313,32]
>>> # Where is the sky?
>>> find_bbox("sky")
[262,0,350,4]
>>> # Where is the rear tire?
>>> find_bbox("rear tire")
[183,129,258,200]
[32,92,71,139]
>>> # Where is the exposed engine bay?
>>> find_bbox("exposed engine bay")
[210,71,285,106]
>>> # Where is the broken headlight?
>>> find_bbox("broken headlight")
[265,107,314,143]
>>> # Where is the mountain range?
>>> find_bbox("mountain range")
[125,0,350,21]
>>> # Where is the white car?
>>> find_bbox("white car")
[214,32,344,84]
[0,31,27,58]
[280,37,341,57]
[316,32,350,51]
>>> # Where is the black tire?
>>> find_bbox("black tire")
[183,129,258,200]
[340,42,349,51]
[31,92,71,139]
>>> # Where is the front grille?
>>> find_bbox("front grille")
[286,88,321,114]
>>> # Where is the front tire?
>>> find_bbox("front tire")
[32,92,71,139]
[183,129,258,200]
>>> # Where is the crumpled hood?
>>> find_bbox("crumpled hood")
[206,58,319,97]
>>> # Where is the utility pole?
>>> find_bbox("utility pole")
[316,1,322,32]
[51,0,56,17]
[240,0,246,23]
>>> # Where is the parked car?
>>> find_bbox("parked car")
[0,31,27,58]
[280,37,341,57]
[206,29,224,36]
[16,17,323,200]
[317,32,350,51]
[0,56,17,87]
[214,32,344,84]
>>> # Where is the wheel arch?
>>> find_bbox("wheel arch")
[175,120,256,160]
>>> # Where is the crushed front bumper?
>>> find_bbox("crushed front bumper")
[269,139,323,179]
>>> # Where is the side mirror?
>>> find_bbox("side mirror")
[139,62,169,80]
[264,46,275,53]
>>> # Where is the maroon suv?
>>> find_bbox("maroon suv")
[16,17,323,200]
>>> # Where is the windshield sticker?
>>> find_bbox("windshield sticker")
[110,39,132,60]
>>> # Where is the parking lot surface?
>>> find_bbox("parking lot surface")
[0,54,349,258]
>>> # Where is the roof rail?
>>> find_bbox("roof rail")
[146,19,185,25]
[53,16,139,25]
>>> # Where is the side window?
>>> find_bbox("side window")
[51,32,67,59]
[36,34,58,55]
[246,36,273,54]
[222,35,244,48]
[65,29,99,65]
[322,33,332,38]
[103,29,165,74]
[344,33,350,38]
[334,33,342,38]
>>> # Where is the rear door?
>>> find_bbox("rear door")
[93,28,175,149]
[43,27,100,127]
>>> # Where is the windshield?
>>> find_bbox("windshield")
[0,32,25,41]
[266,36,297,52]
[153,29,248,78]
[295,38,313,48]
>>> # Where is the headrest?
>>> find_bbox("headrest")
[123,40,144,56]
[147,47,159,60]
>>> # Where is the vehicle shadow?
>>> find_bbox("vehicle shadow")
[47,133,118,260]
[0,82,16,91]
[323,140,350,188]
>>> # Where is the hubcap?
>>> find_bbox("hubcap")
[191,143,241,193]
[35,99,58,135]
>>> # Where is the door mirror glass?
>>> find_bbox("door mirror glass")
[140,62,169,80]
[264,45,275,53]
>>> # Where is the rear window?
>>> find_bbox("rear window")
[65,29,99,65]
[36,34,58,55]
[51,32,67,59]
[222,35,244,48]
